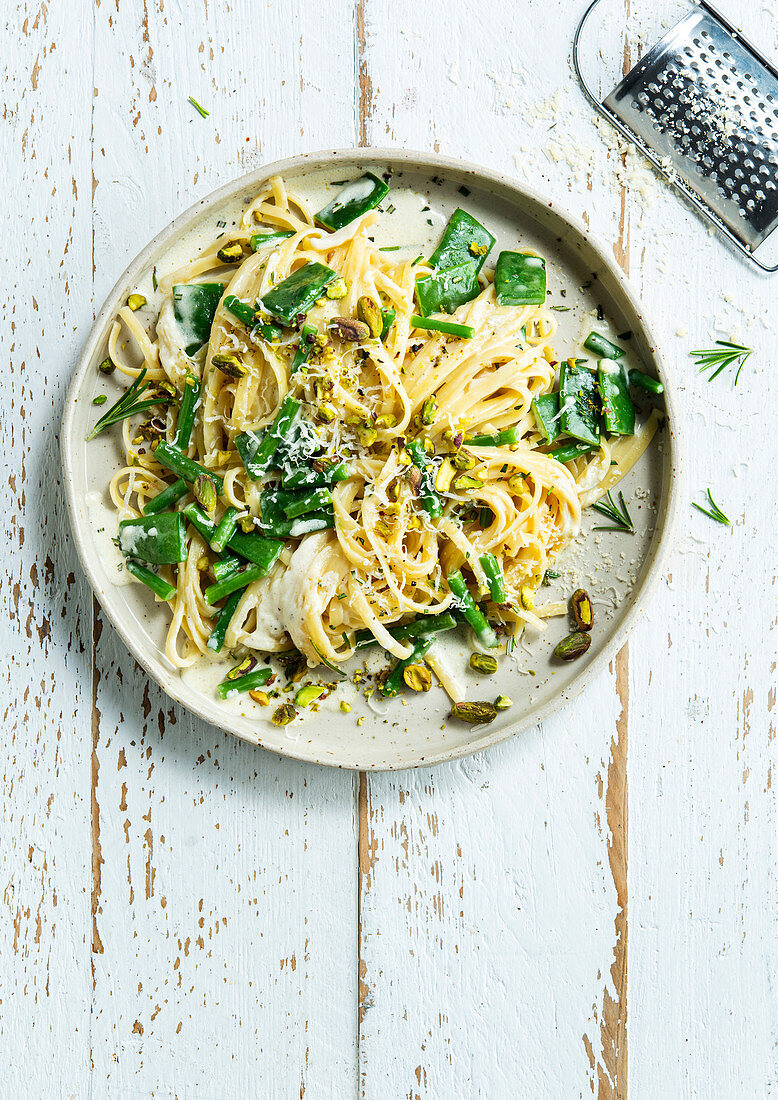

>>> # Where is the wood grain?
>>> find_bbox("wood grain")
[1,0,776,1095]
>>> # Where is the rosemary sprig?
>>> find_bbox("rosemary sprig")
[591,490,635,533]
[188,95,209,119]
[691,489,730,526]
[691,340,752,384]
[86,368,170,440]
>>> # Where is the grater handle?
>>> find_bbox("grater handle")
[572,0,610,113]
[571,0,778,272]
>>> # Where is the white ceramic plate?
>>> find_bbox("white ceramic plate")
[61,148,680,770]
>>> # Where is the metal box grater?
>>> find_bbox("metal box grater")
[573,0,778,270]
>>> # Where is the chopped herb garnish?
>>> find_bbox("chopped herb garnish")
[458,185,471,196]
[596,304,604,321]
[692,489,731,526]
[412,254,424,265]
[617,330,632,341]
[151,267,158,292]
[591,490,634,533]
[691,340,753,385]
[542,569,560,585]
[550,305,571,311]
[379,245,401,251]
[188,95,209,119]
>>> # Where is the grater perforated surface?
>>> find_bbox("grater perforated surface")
[604,7,778,251]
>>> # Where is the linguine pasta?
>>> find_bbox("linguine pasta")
[92,173,661,717]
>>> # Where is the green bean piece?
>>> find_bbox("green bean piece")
[584,331,624,359]
[559,359,600,447]
[429,208,495,274]
[258,490,334,538]
[494,252,546,306]
[173,373,201,449]
[414,260,479,317]
[629,369,664,395]
[282,461,349,490]
[142,478,188,516]
[204,563,266,605]
[410,314,474,339]
[125,559,177,602]
[479,553,506,604]
[380,308,396,341]
[212,554,242,582]
[155,441,223,495]
[531,393,561,444]
[222,294,256,326]
[406,440,443,518]
[226,531,282,571]
[260,262,339,325]
[466,426,521,447]
[548,441,597,463]
[210,507,241,553]
[172,283,225,355]
[283,487,332,519]
[314,173,390,232]
[447,570,499,649]
[118,512,187,565]
[250,230,295,250]
[598,362,635,436]
[217,665,272,698]
[354,611,458,651]
[183,502,282,573]
[380,636,434,698]
[206,589,243,652]
[235,394,300,479]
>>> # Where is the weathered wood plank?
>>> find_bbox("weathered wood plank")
[0,1,95,1094]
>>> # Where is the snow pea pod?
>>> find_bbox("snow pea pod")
[314,173,389,232]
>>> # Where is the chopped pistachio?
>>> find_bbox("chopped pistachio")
[326,277,349,300]
[317,403,337,423]
[403,664,432,692]
[92,394,107,405]
[375,413,397,429]
[375,518,393,538]
[271,703,297,726]
[494,695,513,710]
[356,424,378,447]
[249,690,270,705]
[330,317,370,342]
[452,449,476,471]
[193,473,217,514]
[127,293,147,311]
[296,684,326,708]
[212,353,247,379]
[553,631,592,661]
[519,585,534,610]
[450,700,497,724]
[469,652,497,674]
[421,396,437,426]
[216,241,245,264]
[356,295,382,336]
[508,474,526,494]
[571,588,593,631]
[98,356,116,375]
[196,555,210,571]
[340,700,352,713]
[452,474,485,491]
[435,457,456,493]
[238,516,254,533]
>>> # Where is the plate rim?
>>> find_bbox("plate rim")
[61,145,682,771]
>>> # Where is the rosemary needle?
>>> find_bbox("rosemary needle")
[188,95,209,119]
[691,340,752,385]
[691,489,731,526]
[591,490,635,533]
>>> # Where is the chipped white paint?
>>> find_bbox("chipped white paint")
[1,1,775,1098]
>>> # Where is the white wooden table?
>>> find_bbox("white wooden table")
[2,1,776,1095]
